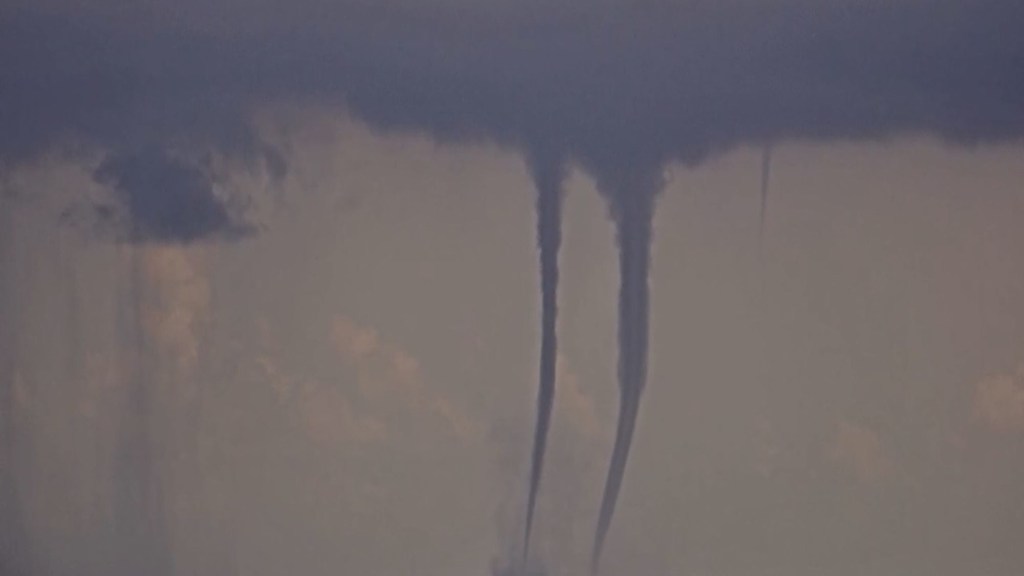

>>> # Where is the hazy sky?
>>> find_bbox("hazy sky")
[4,120,1024,576]
[3,2,1024,576]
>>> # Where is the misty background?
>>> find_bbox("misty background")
[3,118,1024,575]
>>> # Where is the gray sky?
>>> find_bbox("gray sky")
[4,121,1024,575]
[3,2,1024,575]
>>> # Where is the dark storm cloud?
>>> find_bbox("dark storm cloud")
[89,149,252,243]
[2,0,1022,196]
[0,7,276,242]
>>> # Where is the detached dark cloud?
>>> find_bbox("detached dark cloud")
[2,0,1023,239]
[90,150,251,243]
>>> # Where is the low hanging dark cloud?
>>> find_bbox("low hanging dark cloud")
[86,149,252,243]
[2,1,1022,240]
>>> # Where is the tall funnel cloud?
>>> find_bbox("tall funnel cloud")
[591,168,661,574]
[522,151,567,560]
